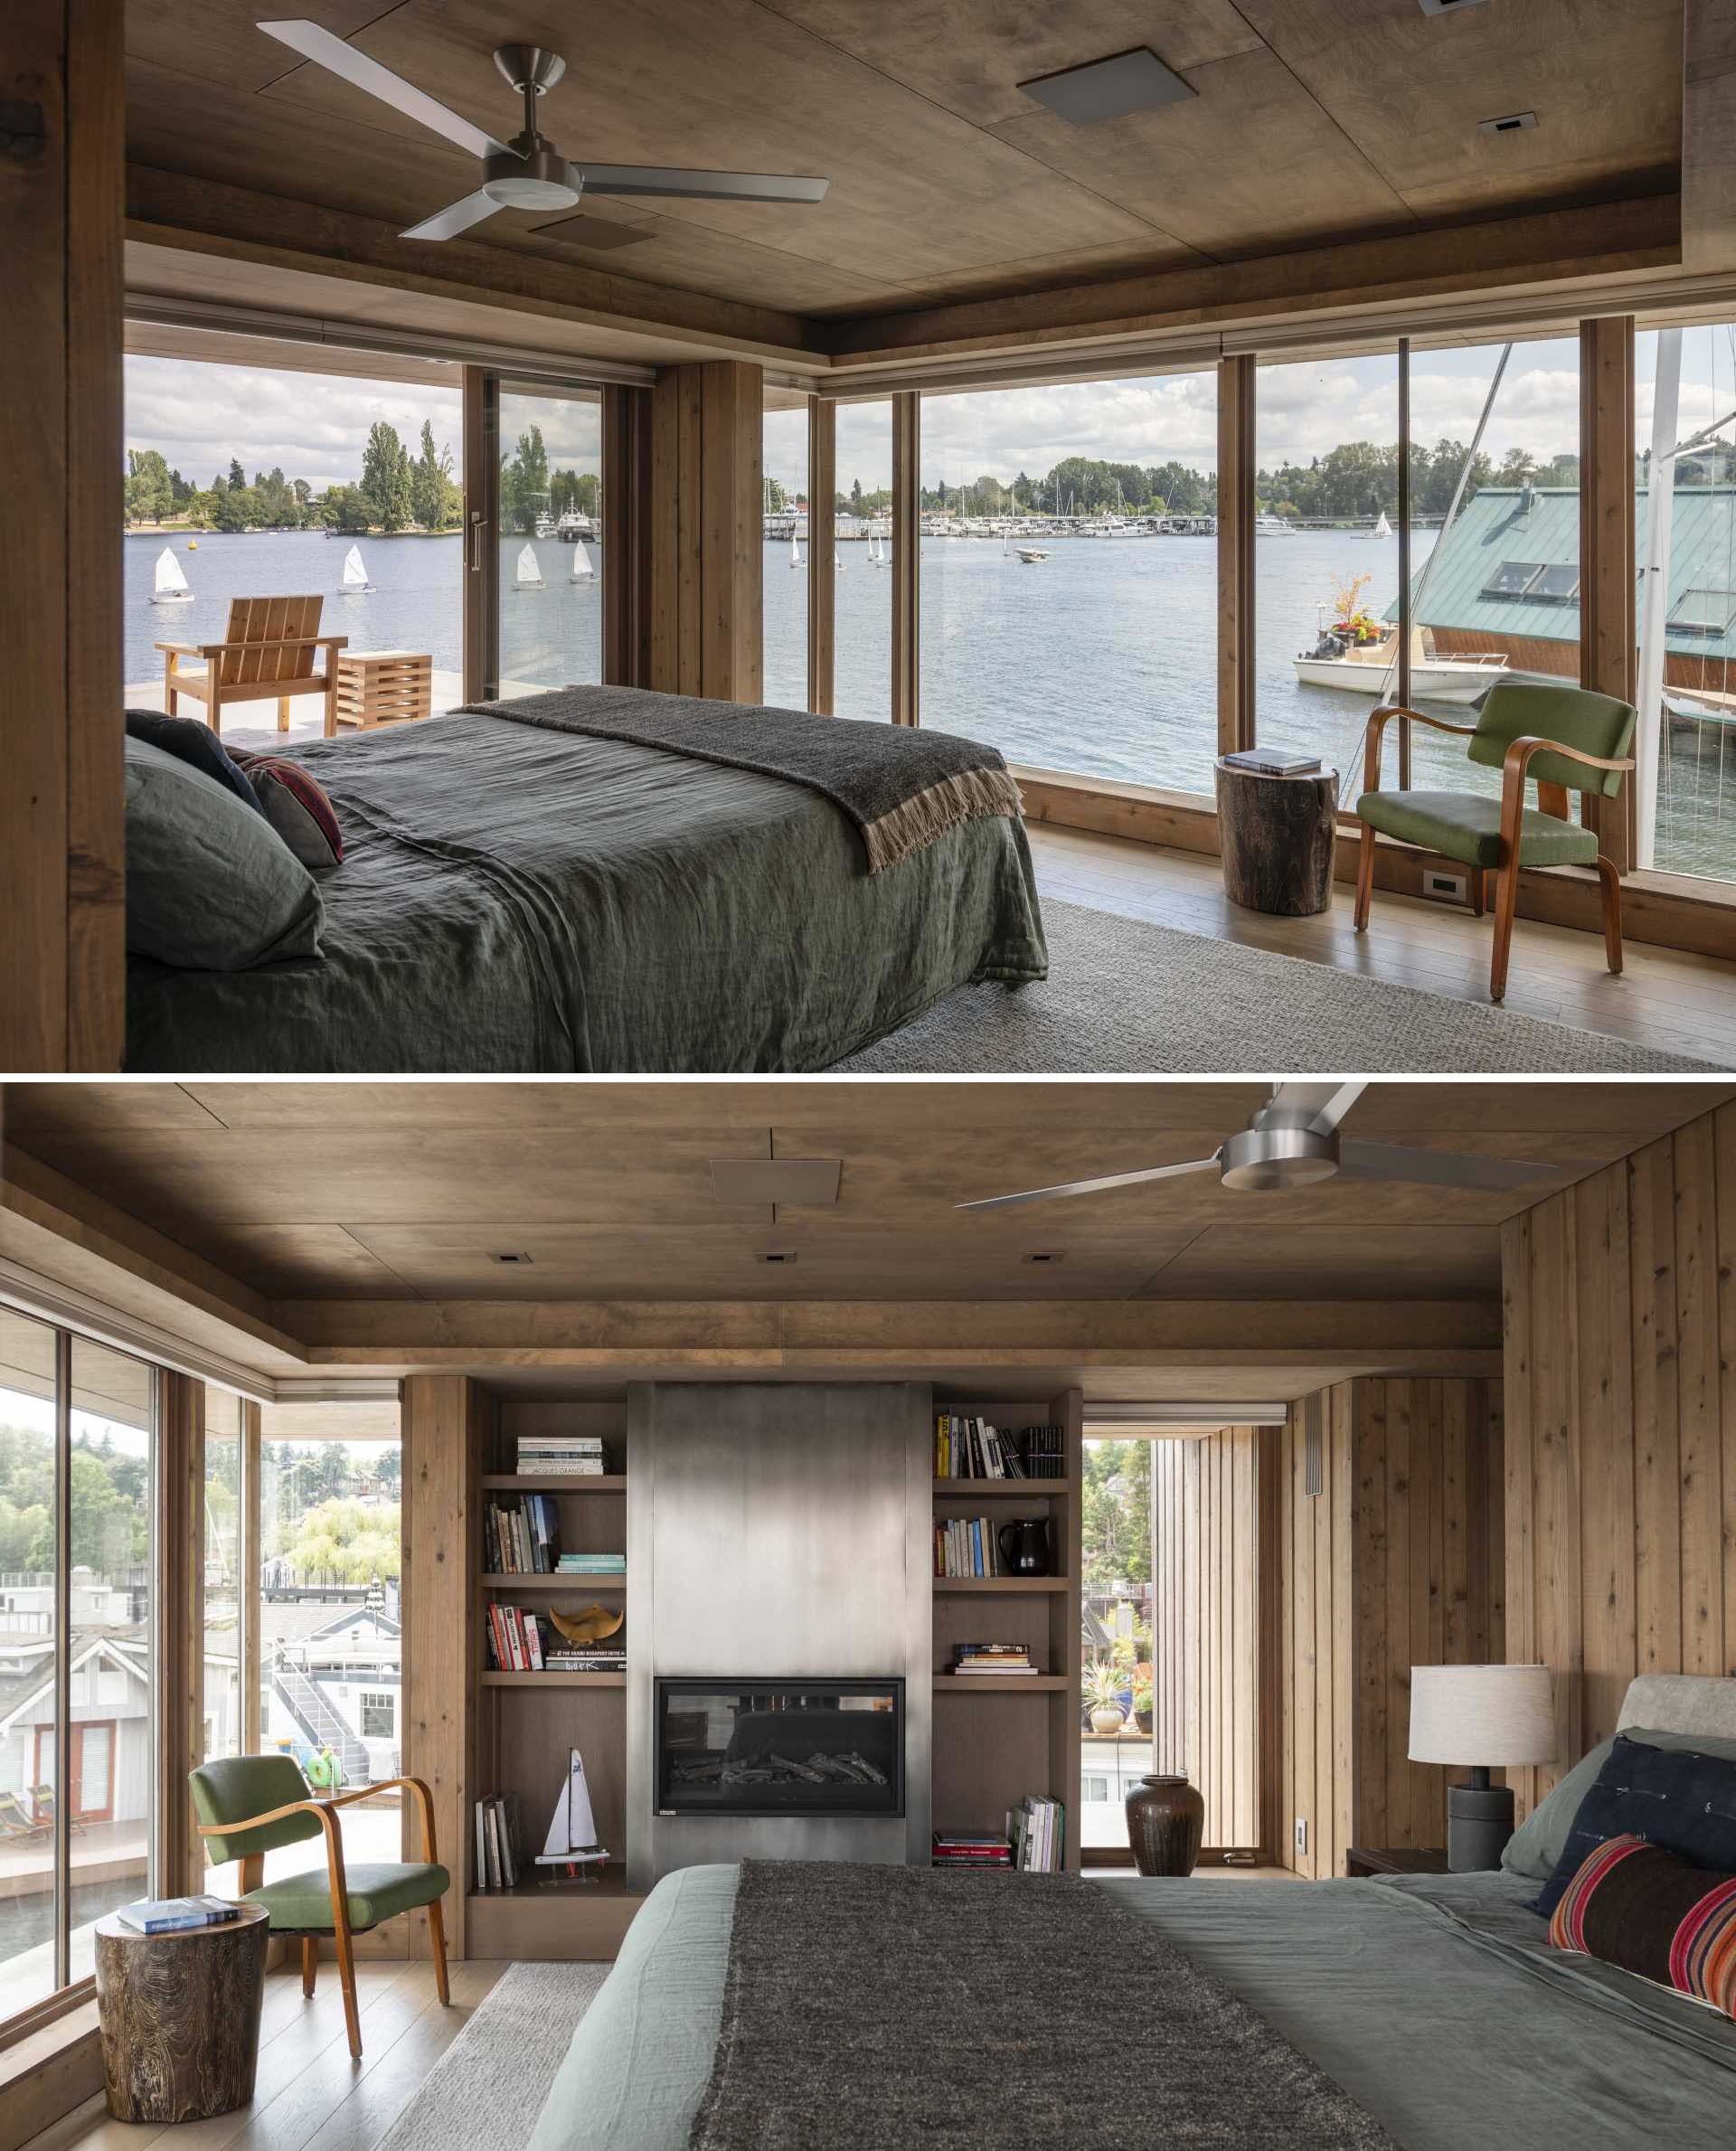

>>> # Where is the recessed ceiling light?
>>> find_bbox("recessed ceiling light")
[1418,0,1491,15]
[491,1251,533,1265]
[1478,110,1537,136]
[1018,48,1196,128]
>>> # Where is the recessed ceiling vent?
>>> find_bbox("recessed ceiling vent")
[1018,48,1196,127]
[1418,0,1491,15]
[1479,110,1537,136]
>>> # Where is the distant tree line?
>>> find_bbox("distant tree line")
[499,423,601,533]
[122,420,462,533]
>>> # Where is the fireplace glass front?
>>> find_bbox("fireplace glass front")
[655,1677,904,1819]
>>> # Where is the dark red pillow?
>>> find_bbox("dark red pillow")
[230,753,343,870]
[1550,1833,1736,2017]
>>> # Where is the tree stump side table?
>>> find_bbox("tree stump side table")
[95,1905,269,2124]
[1214,758,1340,916]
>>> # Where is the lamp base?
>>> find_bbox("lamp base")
[1447,1780,1514,1873]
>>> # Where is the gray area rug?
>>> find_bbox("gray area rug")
[835,898,1721,1072]
[691,1861,1399,2151]
[376,1961,606,2151]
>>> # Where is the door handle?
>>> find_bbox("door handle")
[469,510,487,572]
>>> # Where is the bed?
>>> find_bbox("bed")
[526,1675,1736,2151]
[124,690,1046,1072]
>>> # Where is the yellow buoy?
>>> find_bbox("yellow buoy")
[187,540,198,550]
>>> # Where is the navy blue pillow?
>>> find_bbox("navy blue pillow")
[1533,1732,1736,1918]
[124,710,264,816]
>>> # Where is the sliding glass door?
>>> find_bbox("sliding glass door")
[490,382,604,701]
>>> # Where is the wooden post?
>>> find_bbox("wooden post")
[1216,356,1256,757]
[646,363,763,702]
[807,398,836,714]
[156,1373,204,1899]
[461,365,495,703]
[241,1401,262,1755]
[891,392,920,726]
[1,0,126,1069]
[603,382,651,689]
[1580,316,1637,873]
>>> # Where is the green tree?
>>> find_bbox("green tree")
[255,467,297,527]
[361,420,412,533]
[850,477,863,512]
[125,448,175,525]
[227,458,246,490]
[412,420,457,531]
[499,425,551,533]
[1080,1441,1152,1595]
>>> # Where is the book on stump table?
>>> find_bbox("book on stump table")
[118,1896,243,1935]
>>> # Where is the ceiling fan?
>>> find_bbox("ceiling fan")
[956,1082,1556,1210]
[257,19,830,241]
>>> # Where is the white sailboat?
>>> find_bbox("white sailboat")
[535,1748,609,1874]
[515,542,545,591]
[340,544,373,595]
[789,530,802,570]
[868,533,882,567]
[835,543,844,571]
[151,547,193,605]
[1366,510,1393,540]
[570,542,594,584]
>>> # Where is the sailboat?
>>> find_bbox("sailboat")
[1366,509,1393,540]
[570,542,594,584]
[339,544,373,595]
[789,530,802,570]
[151,547,193,605]
[868,533,882,567]
[535,1748,609,1877]
[515,542,545,592]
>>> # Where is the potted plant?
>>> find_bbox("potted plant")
[1084,1662,1127,1736]
[1132,1665,1154,1735]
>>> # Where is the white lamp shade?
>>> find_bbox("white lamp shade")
[1408,1664,1556,1766]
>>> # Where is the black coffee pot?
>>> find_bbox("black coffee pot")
[996,1517,1052,1577]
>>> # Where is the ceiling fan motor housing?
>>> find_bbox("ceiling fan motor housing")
[1219,1124,1340,1193]
[482,142,580,210]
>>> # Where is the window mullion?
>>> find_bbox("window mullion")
[52,1329,72,1993]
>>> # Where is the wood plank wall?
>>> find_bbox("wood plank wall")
[1278,1378,1505,1877]
[1151,1429,1261,1848]
[1502,1097,1736,1816]
[2,0,126,1069]
[646,362,763,701]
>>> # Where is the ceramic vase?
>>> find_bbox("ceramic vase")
[1126,1772,1204,1876]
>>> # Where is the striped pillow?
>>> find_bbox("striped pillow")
[230,752,343,871]
[1550,1833,1736,2016]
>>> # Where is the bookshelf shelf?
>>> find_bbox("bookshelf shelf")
[481,1671,626,1689]
[482,1474,627,1493]
[479,1574,627,1590]
[933,1675,1070,1693]
[931,1479,1069,1497]
[932,1575,1070,1593]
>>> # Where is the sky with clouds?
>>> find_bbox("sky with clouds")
[127,324,1736,499]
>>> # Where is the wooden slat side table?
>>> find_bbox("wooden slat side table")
[95,1904,269,2122]
[1214,757,1340,916]
[333,649,433,733]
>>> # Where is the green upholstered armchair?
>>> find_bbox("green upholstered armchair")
[1352,677,1636,1002]
[189,1753,450,2060]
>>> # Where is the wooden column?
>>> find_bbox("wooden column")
[807,398,835,714]
[646,362,763,701]
[401,1374,487,1959]
[891,392,920,725]
[241,1401,262,1754]
[1580,316,1637,872]
[156,1373,204,1898]
[602,382,651,688]
[460,366,494,703]
[1216,356,1257,756]
[2,0,126,1070]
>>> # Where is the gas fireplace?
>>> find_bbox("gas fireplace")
[655,1677,905,1820]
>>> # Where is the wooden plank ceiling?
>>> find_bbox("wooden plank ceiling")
[125,0,1684,322]
[3,1080,1726,1308]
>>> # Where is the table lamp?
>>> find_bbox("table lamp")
[1408,1664,1555,1871]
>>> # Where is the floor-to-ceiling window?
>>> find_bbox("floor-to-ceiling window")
[495,383,604,698]
[202,1386,243,1767]
[1079,1439,1154,1853]
[919,372,1219,789]
[834,400,893,720]
[763,396,809,710]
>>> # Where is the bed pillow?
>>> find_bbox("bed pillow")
[1533,1734,1736,1919]
[125,709,264,816]
[229,750,344,870]
[1550,1834,1736,2018]
[125,737,324,969]
[1503,1726,1736,1882]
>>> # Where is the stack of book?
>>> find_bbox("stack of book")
[934,1412,1025,1479]
[934,1515,999,1579]
[554,1551,626,1576]
[118,1895,243,1933]
[475,1791,526,1889]
[516,1434,609,1476]
[1022,1424,1066,1477]
[931,1831,1013,1869]
[485,1603,549,1671]
[950,1643,1038,1677]
[1008,1795,1065,1872]
[545,1640,627,1674]
[486,1495,561,1574]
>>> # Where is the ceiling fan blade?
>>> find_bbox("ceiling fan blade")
[956,1156,1219,1213]
[1268,1080,1367,1133]
[574,162,828,204]
[401,190,505,242]
[258,19,513,160]
[1337,1139,1556,1192]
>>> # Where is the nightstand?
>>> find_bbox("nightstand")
[1344,1846,1450,1879]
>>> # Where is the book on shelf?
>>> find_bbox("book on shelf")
[950,1643,1039,1675]
[486,1604,551,1672]
[933,1514,1001,1579]
[933,1411,1024,1480]
[474,1790,528,1890]
[553,1553,627,1573]
[485,1494,563,1574]
[1007,1795,1065,1873]
[515,1436,609,1476]
[932,1832,1012,1867]
[117,1894,243,1935]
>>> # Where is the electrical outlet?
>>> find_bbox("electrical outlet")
[1423,868,1469,904]
[1295,1817,1308,1854]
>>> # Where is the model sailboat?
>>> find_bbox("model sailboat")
[151,548,193,605]
[516,542,545,591]
[340,544,374,594]
[536,1748,609,1877]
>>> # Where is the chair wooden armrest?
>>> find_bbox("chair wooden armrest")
[1363,703,1479,793]
[193,1775,440,1865]
[154,641,202,657]
[1497,733,1636,854]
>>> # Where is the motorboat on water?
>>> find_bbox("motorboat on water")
[1293,619,1510,703]
[556,512,595,542]
[1016,547,1049,564]
[151,547,193,605]
[1254,514,1293,535]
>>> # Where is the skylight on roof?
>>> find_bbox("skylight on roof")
[1482,561,1545,598]
[1528,563,1580,603]
[1667,586,1736,637]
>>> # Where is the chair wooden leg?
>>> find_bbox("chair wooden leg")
[1489,863,1520,1002]
[278,694,291,732]
[209,688,222,739]
[326,674,339,740]
[1596,854,1624,975]
[1354,823,1376,931]
[427,1897,451,2006]
[333,1919,362,2060]
[1470,869,1486,919]
[302,1937,318,1997]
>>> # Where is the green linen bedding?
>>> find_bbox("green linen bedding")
[123,704,1045,1071]
[527,1864,1736,2151]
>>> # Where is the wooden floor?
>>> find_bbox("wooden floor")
[24,1958,509,2151]
[1028,824,1736,1069]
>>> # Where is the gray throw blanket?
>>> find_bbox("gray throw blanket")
[689,1862,1401,2151]
[470,685,1024,873]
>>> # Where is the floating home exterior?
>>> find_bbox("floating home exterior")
[1400,484,1736,696]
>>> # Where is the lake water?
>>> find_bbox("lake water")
[125,528,1731,882]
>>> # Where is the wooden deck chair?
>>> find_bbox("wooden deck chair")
[190,1755,450,2061]
[0,1790,49,1838]
[29,1785,85,1835]
[157,595,346,740]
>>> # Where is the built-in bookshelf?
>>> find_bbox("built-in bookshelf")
[929,1392,1083,1873]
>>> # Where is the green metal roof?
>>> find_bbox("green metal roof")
[1387,485,1736,665]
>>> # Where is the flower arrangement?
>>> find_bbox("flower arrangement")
[1329,570,1385,646]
